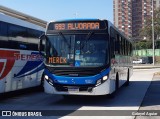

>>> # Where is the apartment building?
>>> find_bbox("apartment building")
[113,0,132,38]
[113,0,160,39]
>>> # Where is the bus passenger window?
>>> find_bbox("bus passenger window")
[0,22,8,36]
[110,28,115,57]
[110,37,115,57]
[115,34,120,54]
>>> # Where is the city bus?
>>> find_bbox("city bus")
[0,13,44,93]
[39,19,133,96]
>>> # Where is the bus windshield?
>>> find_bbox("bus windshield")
[45,33,108,67]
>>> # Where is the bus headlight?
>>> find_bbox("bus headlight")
[44,75,54,86]
[96,75,108,87]
[103,75,108,81]
[45,75,49,80]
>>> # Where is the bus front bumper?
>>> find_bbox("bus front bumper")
[43,79,111,96]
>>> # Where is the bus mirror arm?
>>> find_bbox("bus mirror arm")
[39,34,47,57]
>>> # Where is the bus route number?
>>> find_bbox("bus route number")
[54,22,100,30]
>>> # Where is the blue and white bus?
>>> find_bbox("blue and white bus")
[0,13,44,93]
[39,19,133,96]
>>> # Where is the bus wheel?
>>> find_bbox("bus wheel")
[125,69,130,86]
[106,74,119,98]
[115,73,119,91]
[40,74,44,91]
[108,73,119,98]
[41,79,44,86]
[40,75,44,86]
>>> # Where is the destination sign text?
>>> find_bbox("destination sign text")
[54,22,100,30]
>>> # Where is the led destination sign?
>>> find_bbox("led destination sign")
[54,22,99,30]
[48,21,107,30]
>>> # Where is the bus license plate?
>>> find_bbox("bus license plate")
[68,87,79,92]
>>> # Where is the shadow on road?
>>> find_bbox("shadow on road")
[140,79,160,107]
[0,86,43,101]
[51,80,160,107]
[0,79,160,118]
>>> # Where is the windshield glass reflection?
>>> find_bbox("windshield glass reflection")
[45,33,108,67]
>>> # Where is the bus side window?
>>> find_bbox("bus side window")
[123,39,125,55]
[0,21,9,49]
[110,28,115,58]
[0,21,8,37]
[122,38,125,55]
[110,37,115,58]
[126,41,129,56]
[115,34,120,54]
[120,36,122,55]
[123,38,125,55]
[130,43,133,56]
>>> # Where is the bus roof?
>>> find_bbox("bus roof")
[0,13,45,31]
[50,18,104,23]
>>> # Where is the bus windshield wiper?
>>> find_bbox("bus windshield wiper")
[81,32,94,49]
[58,32,71,49]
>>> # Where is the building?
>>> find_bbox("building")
[113,0,160,40]
[132,0,157,40]
[113,0,132,38]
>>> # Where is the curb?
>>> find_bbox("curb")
[133,66,160,69]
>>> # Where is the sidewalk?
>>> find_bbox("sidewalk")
[133,65,160,69]
[135,73,160,119]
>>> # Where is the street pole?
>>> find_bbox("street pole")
[152,0,155,65]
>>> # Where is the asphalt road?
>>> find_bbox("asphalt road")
[0,68,160,119]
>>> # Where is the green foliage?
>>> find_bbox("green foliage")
[134,40,160,50]
[139,8,160,40]
[134,41,152,50]
[155,40,160,48]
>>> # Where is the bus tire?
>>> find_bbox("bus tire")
[108,73,119,98]
[40,74,44,91]
[125,69,130,86]
[115,73,119,91]
[40,74,44,86]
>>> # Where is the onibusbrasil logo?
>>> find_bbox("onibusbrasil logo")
[1,111,42,116]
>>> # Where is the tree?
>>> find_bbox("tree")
[134,41,152,50]
[140,8,160,41]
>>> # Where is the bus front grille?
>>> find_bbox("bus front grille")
[54,84,94,92]
[46,67,104,77]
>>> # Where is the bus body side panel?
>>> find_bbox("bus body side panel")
[108,68,116,94]
[0,48,44,93]
[108,21,133,92]
[119,56,128,87]
[109,56,130,94]
[0,79,6,93]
